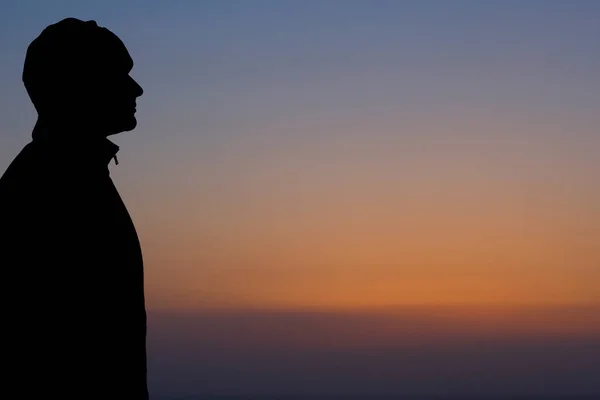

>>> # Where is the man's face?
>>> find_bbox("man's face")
[85,52,144,136]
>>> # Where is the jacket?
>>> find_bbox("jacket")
[0,128,148,399]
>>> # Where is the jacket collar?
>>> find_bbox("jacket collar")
[32,122,120,167]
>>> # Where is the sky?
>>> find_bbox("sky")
[0,1,599,398]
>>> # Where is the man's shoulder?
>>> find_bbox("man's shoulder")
[1,143,39,182]
[0,142,65,200]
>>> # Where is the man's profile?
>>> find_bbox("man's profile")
[0,18,147,398]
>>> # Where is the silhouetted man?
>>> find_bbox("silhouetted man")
[0,18,147,399]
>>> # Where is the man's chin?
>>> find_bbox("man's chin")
[123,117,138,131]
[106,117,137,136]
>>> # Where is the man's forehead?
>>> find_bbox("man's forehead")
[100,27,134,71]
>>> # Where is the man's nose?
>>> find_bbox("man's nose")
[130,76,143,97]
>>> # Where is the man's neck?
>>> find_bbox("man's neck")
[32,118,109,143]
[31,118,120,167]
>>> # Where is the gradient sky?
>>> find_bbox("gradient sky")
[1,1,599,398]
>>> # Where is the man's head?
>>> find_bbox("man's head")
[23,18,143,137]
